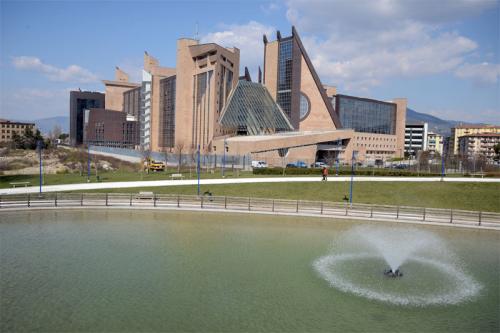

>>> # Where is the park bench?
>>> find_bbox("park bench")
[10,181,31,188]
[169,173,185,180]
[136,191,154,200]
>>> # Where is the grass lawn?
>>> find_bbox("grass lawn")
[74,181,500,212]
[0,169,260,188]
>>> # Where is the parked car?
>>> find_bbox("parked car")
[251,160,268,168]
[311,161,327,168]
[286,161,308,168]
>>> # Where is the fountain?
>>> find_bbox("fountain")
[313,225,482,306]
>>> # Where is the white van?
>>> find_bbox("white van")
[251,160,268,168]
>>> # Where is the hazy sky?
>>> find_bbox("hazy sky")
[1,0,499,124]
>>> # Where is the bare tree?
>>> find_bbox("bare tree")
[139,146,152,174]
[162,150,169,172]
[323,151,337,169]
[174,142,185,173]
[50,125,62,141]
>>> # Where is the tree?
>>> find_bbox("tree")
[139,147,152,174]
[323,151,337,169]
[494,143,500,162]
[49,124,62,141]
[174,142,185,173]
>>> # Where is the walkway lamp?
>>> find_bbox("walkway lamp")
[349,150,358,206]
[222,138,227,178]
[37,140,43,195]
[197,144,201,196]
[87,144,91,183]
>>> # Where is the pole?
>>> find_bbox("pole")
[349,150,356,206]
[336,139,341,175]
[197,144,201,196]
[222,138,226,178]
[87,144,91,183]
[441,139,446,181]
[37,140,42,194]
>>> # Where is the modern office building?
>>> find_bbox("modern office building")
[72,26,409,166]
[69,91,105,146]
[84,108,139,149]
[458,133,500,163]
[450,125,500,155]
[0,119,36,144]
[405,123,428,157]
[427,132,444,155]
[332,94,406,163]
[244,27,407,165]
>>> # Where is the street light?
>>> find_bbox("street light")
[222,138,227,178]
[197,144,201,196]
[37,140,43,195]
[349,150,358,206]
[87,144,91,183]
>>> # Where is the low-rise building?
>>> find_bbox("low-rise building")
[427,132,444,155]
[450,125,500,155]
[0,119,36,144]
[458,133,500,163]
[405,123,428,157]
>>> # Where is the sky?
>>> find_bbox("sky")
[0,0,499,124]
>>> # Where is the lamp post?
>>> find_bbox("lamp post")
[349,150,357,206]
[222,138,227,178]
[336,139,342,175]
[441,139,447,181]
[37,140,43,195]
[87,144,91,182]
[197,144,201,196]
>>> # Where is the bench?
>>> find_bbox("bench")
[10,182,31,188]
[169,173,184,180]
[136,191,154,200]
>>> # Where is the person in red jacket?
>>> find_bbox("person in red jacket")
[322,167,328,181]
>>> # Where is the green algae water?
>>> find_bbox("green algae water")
[1,209,499,332]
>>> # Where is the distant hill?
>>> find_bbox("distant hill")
[32,116,69,135]
[406,108,467,136]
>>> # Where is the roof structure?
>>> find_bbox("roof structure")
[219,80,293,136]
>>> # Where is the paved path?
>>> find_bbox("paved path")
[1,176,498,195]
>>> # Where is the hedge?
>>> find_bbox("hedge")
[253,167,442,177]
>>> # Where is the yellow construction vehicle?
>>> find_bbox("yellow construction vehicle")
[146,158,166,172]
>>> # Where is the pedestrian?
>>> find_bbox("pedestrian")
[322,167,328,181]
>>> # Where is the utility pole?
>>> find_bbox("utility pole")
[37,140,43,195]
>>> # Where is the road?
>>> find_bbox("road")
[1,176,499,195]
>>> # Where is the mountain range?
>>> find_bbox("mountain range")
[20,109,482,137]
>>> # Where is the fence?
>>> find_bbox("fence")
[1,193,499,229]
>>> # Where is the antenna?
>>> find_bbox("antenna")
[195,21,199,41]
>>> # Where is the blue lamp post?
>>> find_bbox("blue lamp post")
[349,150,357,206]
[37,140,43,194]
[197,144,201,196]
[87,144,91,182]
[222,138,227,178]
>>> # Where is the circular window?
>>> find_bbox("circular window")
[299,93,310,120]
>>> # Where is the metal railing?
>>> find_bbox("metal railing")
[0,193,499,229]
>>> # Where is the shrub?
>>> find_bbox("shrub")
[252,167,442,177]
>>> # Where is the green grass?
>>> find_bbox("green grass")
[73,181,500,212]
[0,169,261,189]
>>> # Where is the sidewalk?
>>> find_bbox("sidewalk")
[1,176,499,195]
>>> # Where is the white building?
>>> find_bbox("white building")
[405,123,428,157]
[427,132,444,155]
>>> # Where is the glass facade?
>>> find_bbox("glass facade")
[277,39,293,120]
[159,76,176,148]
[337,95,396,135]
[219,80,293,136]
